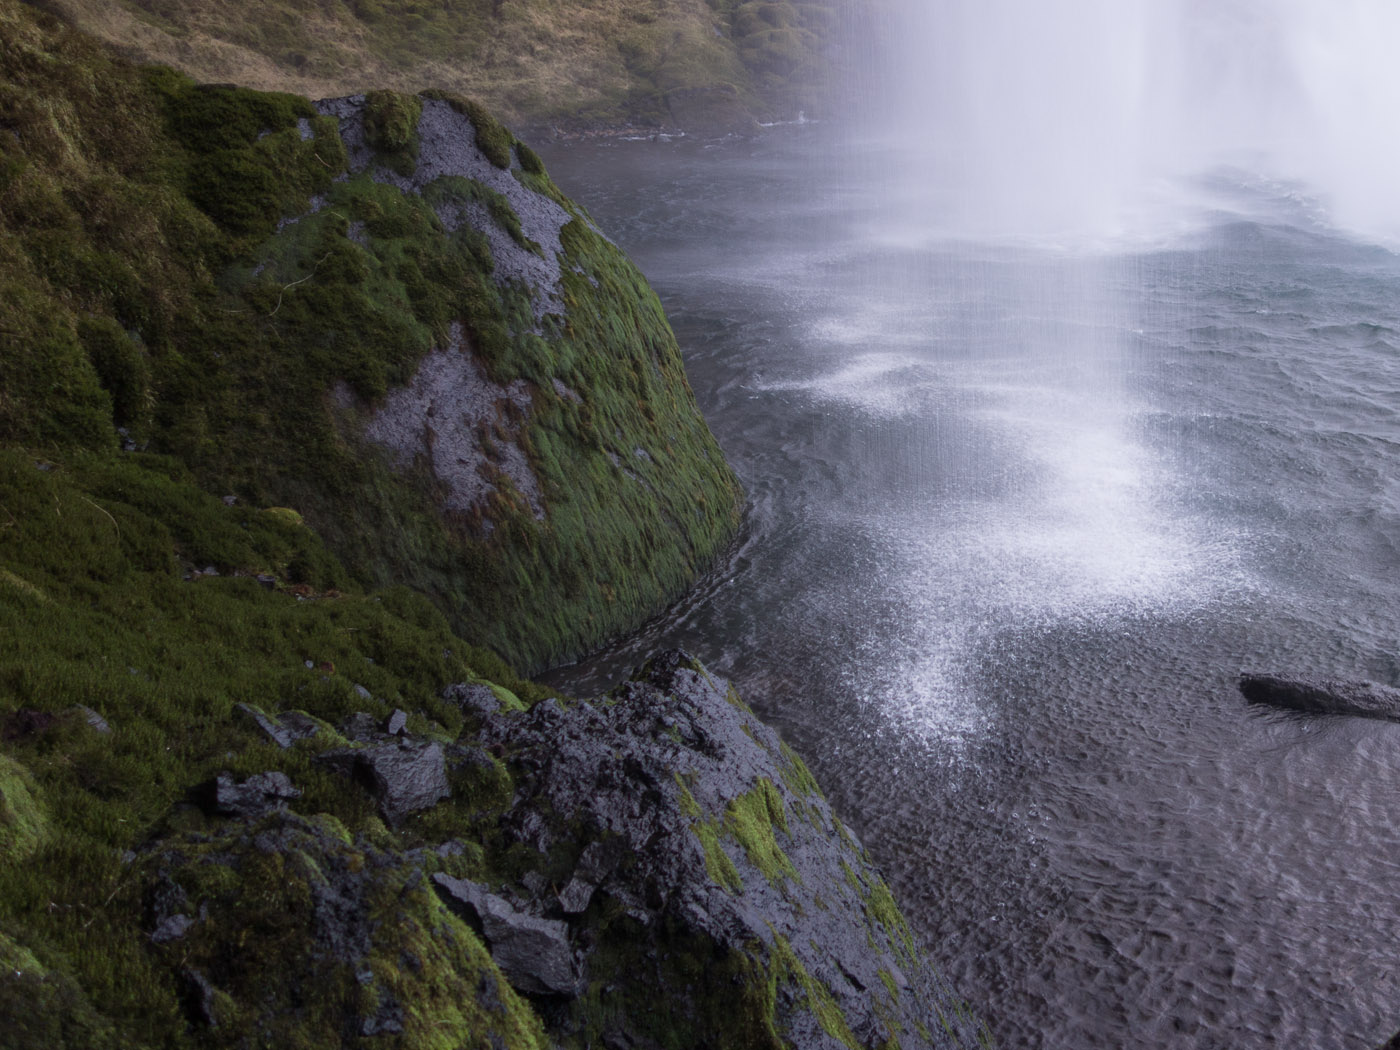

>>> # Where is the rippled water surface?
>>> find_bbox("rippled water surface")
[538,128,1400,1049]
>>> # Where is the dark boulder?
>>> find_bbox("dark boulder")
[474,649,984,1049]
[433,874,578,997]
[444,681,504,719]
[202,771,301,819]
[318,740,450,824]
[1239,673,1400,722]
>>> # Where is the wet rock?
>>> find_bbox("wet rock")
[203,771,301,819]
[1239,673,1400,721]
[151,913,195,944]
[235,703,322,749]
[70,705,111,734]
[556,838,624,915]
[319,740,449,824]
[433,874,577,997]
[180,967,219,1028]
[477,649,982,1048]
[445,681,503,718]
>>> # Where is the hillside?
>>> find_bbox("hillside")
[34,0,857,130]
[1,0,744,672]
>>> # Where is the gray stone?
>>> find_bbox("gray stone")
[340,712,380,742]
[319,741,450,825]
[354,683,373,702]
[557,839,622,914]
[386,709,408,735]
[278,711,323,740]
[359,990,404,1036]
[71,705,111,734]
[206,771,301,819]
[180,967,218,1028]
[444,681,503,718]
[235,704,321,749]
[235,703,294,748]
[556,878,594,915]
[151,913,195,944]
[1239,673,1400,721]
[432,874,577,996]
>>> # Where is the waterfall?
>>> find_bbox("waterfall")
[864,0,1400,243]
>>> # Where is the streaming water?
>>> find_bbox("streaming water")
[535,5,1400,1046]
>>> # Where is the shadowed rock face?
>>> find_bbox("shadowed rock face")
[1239,674,1400,722]
[472,650,985,1050]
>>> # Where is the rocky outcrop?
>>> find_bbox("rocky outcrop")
[120,654,985,1050]
[294,88,745,670]
[136,811,550,1048]
[1239,673,1400,721]
[464,651,984,1050]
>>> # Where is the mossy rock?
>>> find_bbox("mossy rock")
[140,810,549,1048]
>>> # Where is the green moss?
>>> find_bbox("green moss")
[0,754,44,863]
[777,740,822,799]
[136,812,548,1048]
[864,874,917,965]
[878,968,899,1001]
[574,911,783,1050]
[0,930,120,1049]
[515,140,546,176]
[675,776,742,893]
[0,0,745,673]
[364,89,423,176]
[723,778,796,889]
[769,934,859,1050]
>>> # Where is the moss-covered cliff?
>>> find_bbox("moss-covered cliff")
[34,0,856,130]
[0,0,742,672]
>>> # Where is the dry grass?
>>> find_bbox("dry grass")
[37,0,835,126]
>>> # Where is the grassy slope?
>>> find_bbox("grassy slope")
[0,443,556,1048]
[0,0,743,672]
[0,4,671,1042]
[38,0,849,126]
